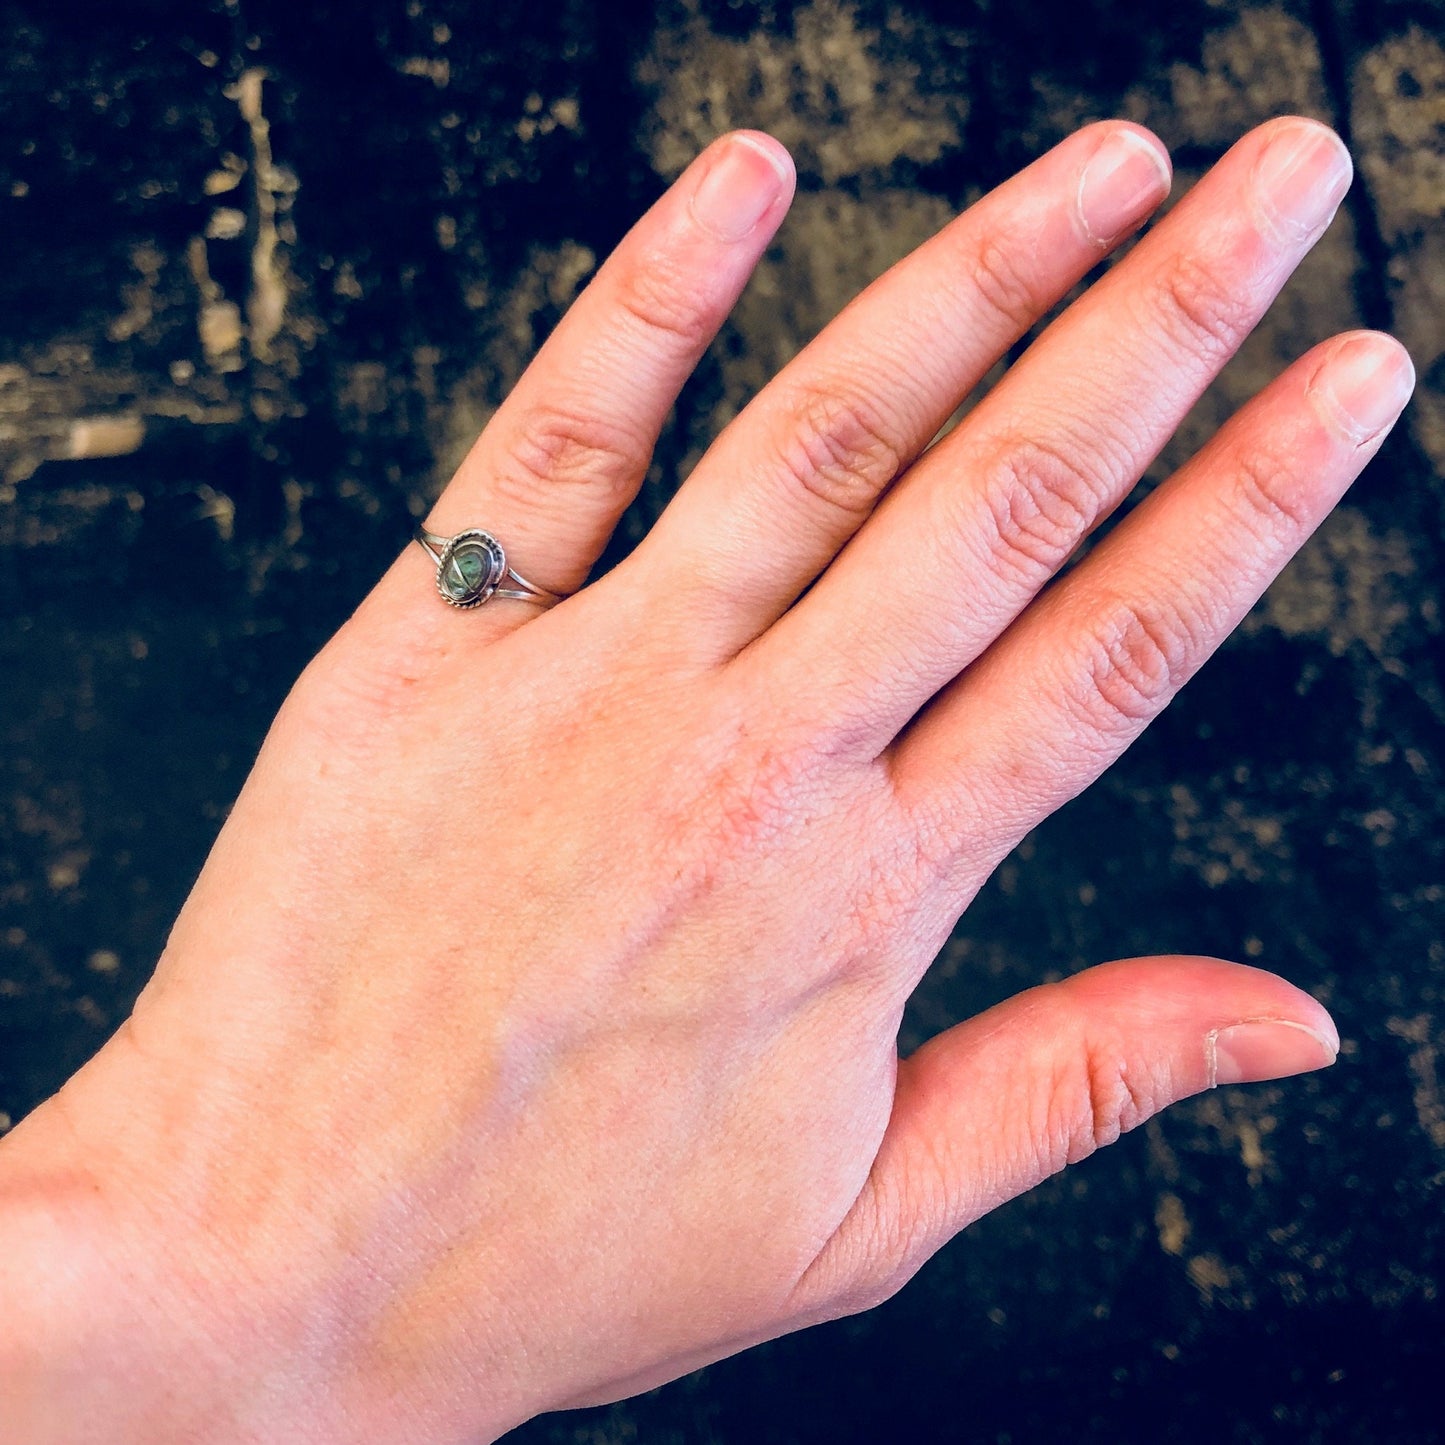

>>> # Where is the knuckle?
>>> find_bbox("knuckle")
[1066,594,1194,734]
[1049,1039,1154,1168]
[771,386,904,521]
[975,434,1116,584]
[493,401,650,509]
[1231,441,1317,534]
[1152,249,1255,363]
[966,233,1046,334]
[612,254,716,352]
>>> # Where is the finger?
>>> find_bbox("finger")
[755,116,1353,750]
[892,330,1414,863]
[788,957,1337,1320]
[633,121,1171,657]
[386,130,795,624]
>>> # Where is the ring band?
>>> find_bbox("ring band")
[415,527,568,610]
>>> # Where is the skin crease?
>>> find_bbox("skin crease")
[0,115,1415,1442]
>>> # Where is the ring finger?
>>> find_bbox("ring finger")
[636,120,1173,654]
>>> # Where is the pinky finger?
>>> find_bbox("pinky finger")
[360,131,795,643]
[891,329,1415,861]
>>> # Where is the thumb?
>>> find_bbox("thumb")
[791,956,1337,1321]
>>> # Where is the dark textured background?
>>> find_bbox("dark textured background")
[2,0,1443,1440]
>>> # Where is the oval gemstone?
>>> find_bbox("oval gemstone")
[438,534,503,605]
[443,548,487,599]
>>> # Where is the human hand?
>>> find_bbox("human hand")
[0,116,1411,1442]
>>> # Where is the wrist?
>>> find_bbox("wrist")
[0,1095,159,1443]
[0,1029,531,1445]
[0,1054,291,1444]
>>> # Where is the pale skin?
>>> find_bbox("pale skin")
[0,115,1415,1441]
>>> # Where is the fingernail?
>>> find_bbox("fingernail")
[1253,121,1352,240]
[1209,1018,1339,1088]
[1077,129,1172,245]
[690,134,794,244]
[1310,333,1417,444]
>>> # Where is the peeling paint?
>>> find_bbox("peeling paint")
[638,0,967,184]
[234,68,294,364]
[1387,1015,1445,1150]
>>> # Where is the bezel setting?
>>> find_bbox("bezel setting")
[437,529,507,608]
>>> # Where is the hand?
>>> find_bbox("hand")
[0,116,1411,1442]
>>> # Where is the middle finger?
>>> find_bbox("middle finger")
[751,116,1351,750]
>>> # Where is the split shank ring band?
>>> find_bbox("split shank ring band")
[414,527,569,611]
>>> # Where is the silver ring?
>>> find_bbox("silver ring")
[414,527,568,611]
